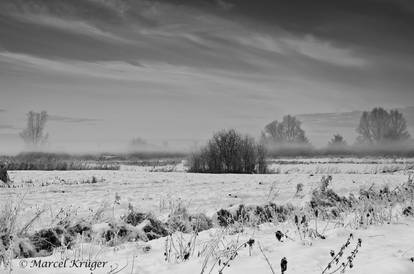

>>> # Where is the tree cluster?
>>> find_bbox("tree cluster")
[356,107,410,144]
[261,115,309,146]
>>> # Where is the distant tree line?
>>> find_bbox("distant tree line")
[12,107,414,174]
[190,106,412,173]
[261,107,411,152]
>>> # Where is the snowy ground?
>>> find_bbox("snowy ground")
[8,220,414,274]
[3,171,411,226]
[2,158,414,273]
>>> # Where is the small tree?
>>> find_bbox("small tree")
[262,115,309,145]
[356,107,410,144]
[19,111,49,149]
[328,134,347,148]
[189,129,267,174]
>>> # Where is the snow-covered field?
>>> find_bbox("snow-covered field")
[11,221,414,274]
[4,170,411,224]
[2,158,414,274]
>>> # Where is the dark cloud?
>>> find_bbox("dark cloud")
[1,0,414,151]
[0,1,262,71]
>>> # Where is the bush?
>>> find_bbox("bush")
[188,129,267,173]
[215,203,295,227]
[29,227,74,255]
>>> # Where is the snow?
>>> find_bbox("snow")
[9,220,414,274]
[2,158,414,273]
[2,170,411,226]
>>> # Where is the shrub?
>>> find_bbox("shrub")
[0,163,10,187]
[29,227,74,255]
[403,206,413,216]
[190,213,213,232]
[215,203,295,227]
[122,207,169,240]
[310,188,353,219]
[142,218,169,240]
[188,129,267,174]
[166,203,213,233]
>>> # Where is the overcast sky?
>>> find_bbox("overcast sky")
[1,0,414,153]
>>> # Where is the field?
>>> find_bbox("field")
[1,158,414,274]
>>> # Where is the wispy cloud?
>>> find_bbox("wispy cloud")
[49,115,103,124]
[281,35,367,67]
[0,124,17,130]
[14,13,130,43]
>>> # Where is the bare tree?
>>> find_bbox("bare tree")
[328,134,347,148]
[189,129,267,173]
[262,115,309,145]
[19,111,49,148]
[386,110,410,141]
[356,107,410,144]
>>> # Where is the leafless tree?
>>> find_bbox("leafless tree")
[328,134,347,148]
[356,107,410,144]
[386,110,410,141]
[262,115,309,145]
[189,129,267,173]
[19,111,49,148]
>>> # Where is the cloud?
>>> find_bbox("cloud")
[281,35,367,67]
[0,124,17,130]
[16,13,130,43]
[0,0,413,152]
[214,0,234,10]
[0,0,126,24]
[49,115,103,124]
[234,34,284,54]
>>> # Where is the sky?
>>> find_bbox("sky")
[1,0,414,153]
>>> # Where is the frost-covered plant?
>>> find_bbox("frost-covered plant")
[164,231,198,263]
[355,176,414,227]
[322,234,362,274]
[320,175,333,193]
[0,197,45,269]
[0,200,20,269]
[198,230,255,274]
[295,183,304,196]
[257,242,276,274]
[216,238,255,274]
[294,214,325,240]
